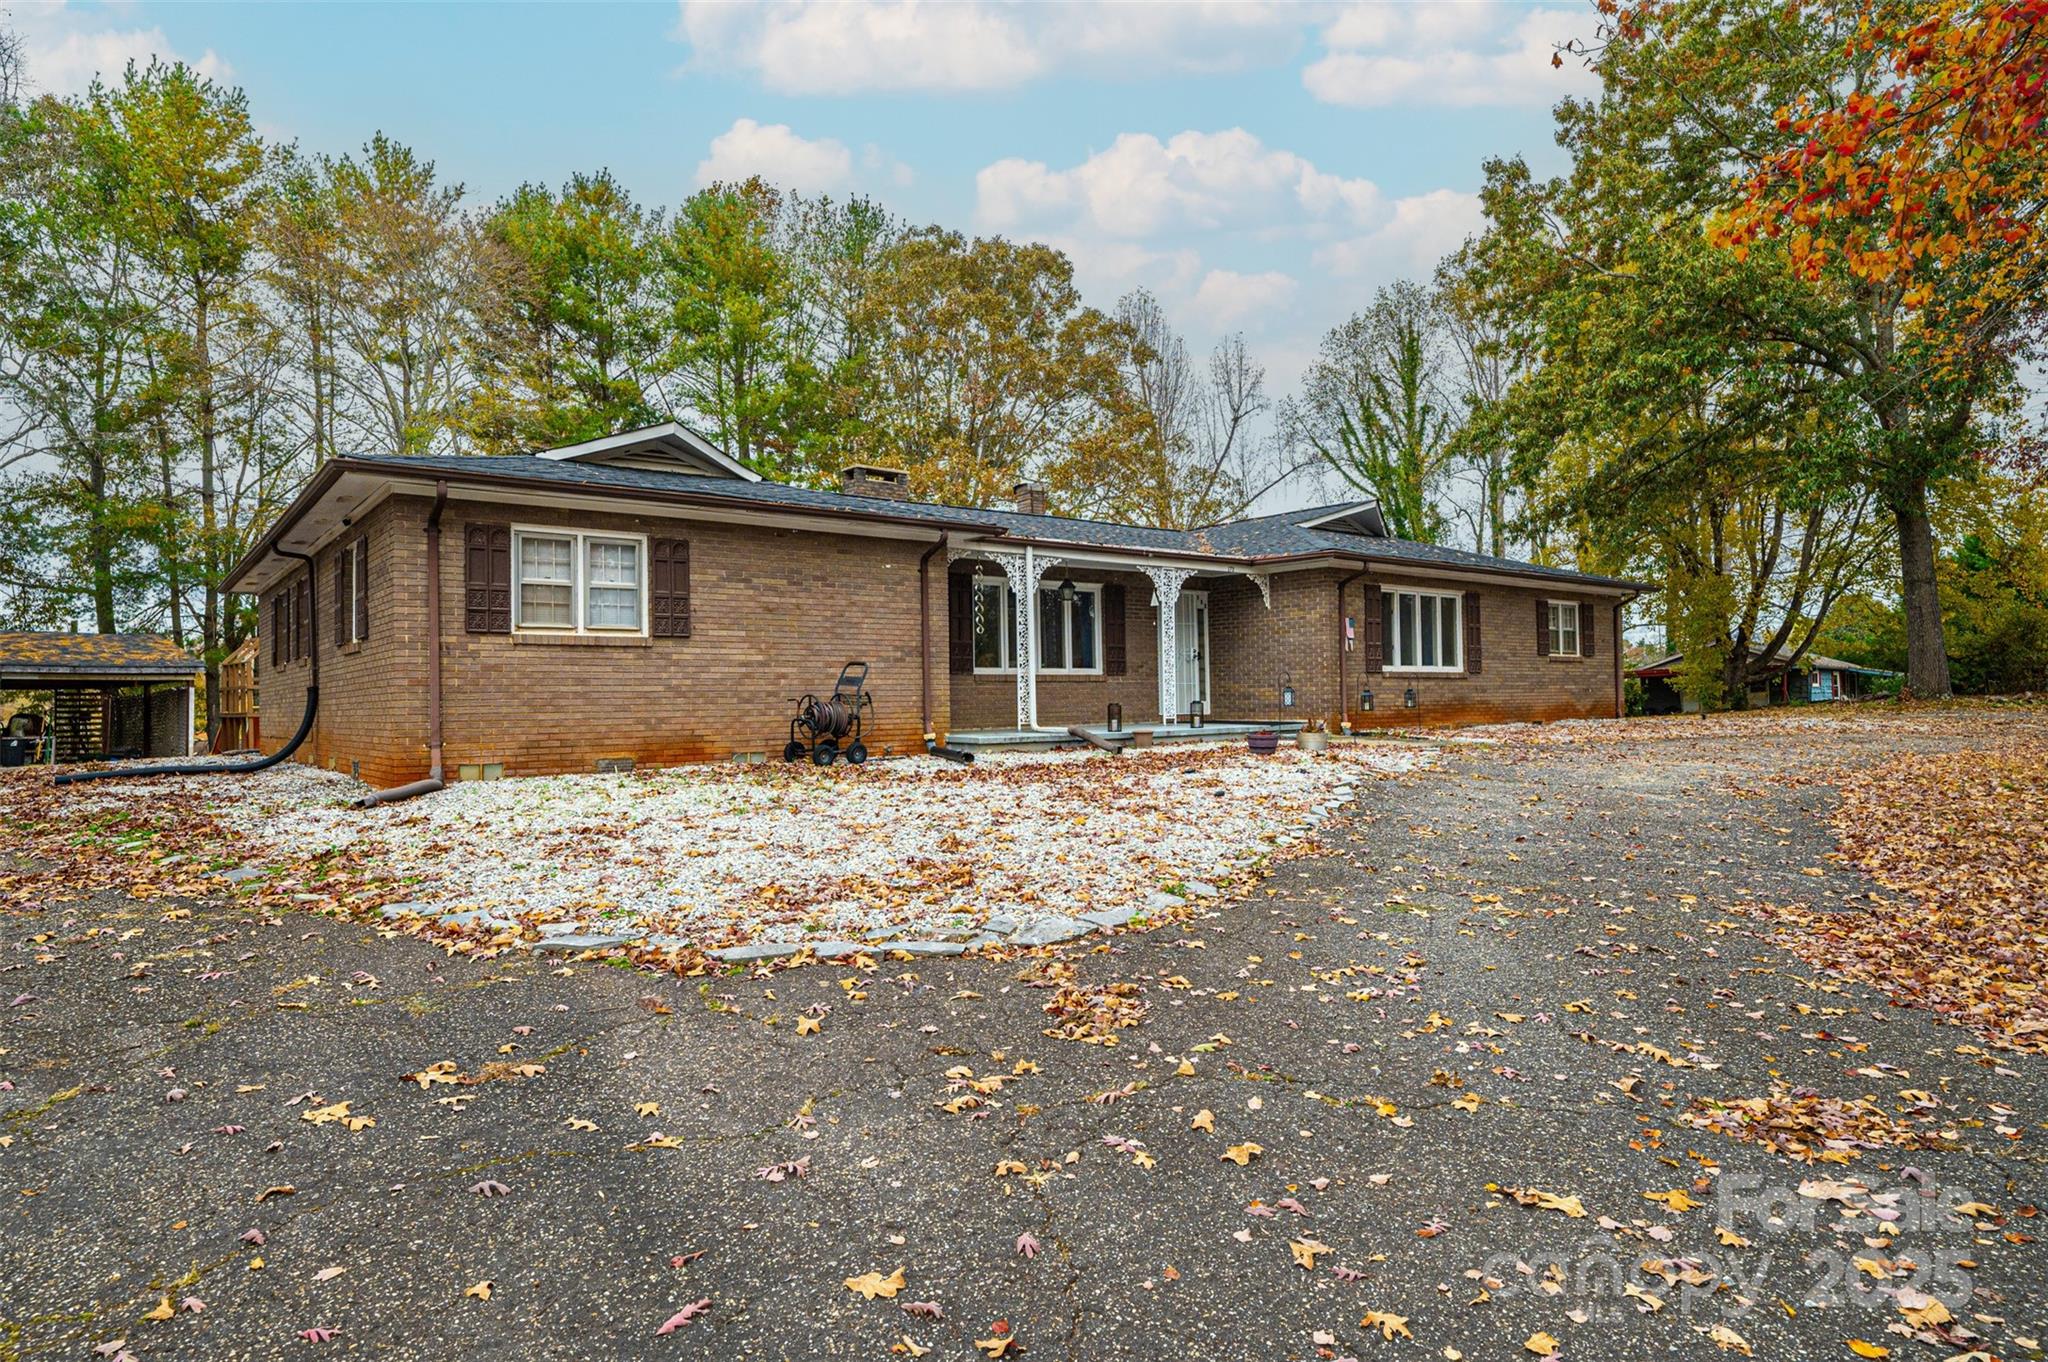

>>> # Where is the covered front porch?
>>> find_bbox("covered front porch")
[945,541,1298,743]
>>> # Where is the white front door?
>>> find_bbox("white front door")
[1176,591,1209,716]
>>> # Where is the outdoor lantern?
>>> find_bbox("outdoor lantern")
[1281,672,1296,709]
[1058,576,1077,605]
[1189,700,1205,728]
[1106,702,1122,732]
[1359,687,1374,712]
[1403,687,1418,709]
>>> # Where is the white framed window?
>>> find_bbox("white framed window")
[1382,588,1463,672]
[1546,600,1581,657]
[513,527,646,635]
[971,575,1102,674]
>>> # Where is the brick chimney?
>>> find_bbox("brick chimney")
[1011,479,1049,516]
[838,464,912,503]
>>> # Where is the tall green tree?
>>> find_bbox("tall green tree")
[466,169,662,452]
[1520,1,2027,697]
[853,228,1134,509]
[1290,282,1458,543]
[655,178,819,478]
[102,59,268,692]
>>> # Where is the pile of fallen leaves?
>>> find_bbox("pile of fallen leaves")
[1761,739,2048,1052]
[1678,1083,1951,1163]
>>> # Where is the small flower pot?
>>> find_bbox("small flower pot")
[1246,730,1279,755]
[1296,730,1329,753]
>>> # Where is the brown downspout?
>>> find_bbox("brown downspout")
[358,481,448,806]
[1612,592,1635,718]
[1335,567,1365,732]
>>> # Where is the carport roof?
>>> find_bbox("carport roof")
[0,632,203,686]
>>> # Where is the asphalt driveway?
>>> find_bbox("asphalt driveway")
[3,720,2042,1361]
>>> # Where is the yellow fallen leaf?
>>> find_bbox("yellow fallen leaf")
[1361,1311,1412,1341]
[1644,1188,1698,1212]
[992,1160,1028,1177]
[1175,1060,1196,1077]
[1846,1343,1889,1359]
[1525,1331,1559,1355]
[1507,1187,1586,1218]
[844,1267,907,1301]
[975,1334,1018,1357]
[465,1281,493,1301]
[566,1117,598,1131]
[1706,1323,1753,1355]
[143,1297,174,1322]
[897,1337,929,1357]
[1220,1142,1263,1165]
[1897,1292,1951,1328]
[635,1101,660,1118]
[795,1015,822,1036]
[1715,1226,1751,1247]
[1290,1238,1333,1270]
[1191,1109,1216,1132]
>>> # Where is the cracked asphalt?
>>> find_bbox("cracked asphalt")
[4,720,2043,1361]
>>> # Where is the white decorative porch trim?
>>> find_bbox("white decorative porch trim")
[1140,564,1199,724]
[1250,573,1272,610]
[951,545,1061,728]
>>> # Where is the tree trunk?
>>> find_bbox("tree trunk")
[195,289,222,713]
[1892,479,1952,697]
[88,449,116,634]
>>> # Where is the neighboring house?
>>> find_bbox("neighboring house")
[222,423,1650,788]
[1630,644,1899,714]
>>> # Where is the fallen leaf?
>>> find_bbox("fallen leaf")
[1361,1310,1413,1341]
[655,1299,711,1335]
[845,1267,907,1301]
[465,1281,492,1301]
[1525,1331,1560,1355]
[1191,1109,1216,1133]
[1290,1238,1333,1270]
[1220,1142,1263,1165]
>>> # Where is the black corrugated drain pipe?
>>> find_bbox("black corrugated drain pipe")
[56,547,322,786]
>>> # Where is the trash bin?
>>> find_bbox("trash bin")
[0,737,32,768]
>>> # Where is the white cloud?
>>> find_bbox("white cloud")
[1313,189,1486,280]
[1302,3,1598,109]
[694,118,856,194]
[1191,269,1298,329]
[977,128,1382,240]
[675,0,1307,95]
[15,3,233,98]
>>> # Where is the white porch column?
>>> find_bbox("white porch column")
[950,546,1060,730]
[1140,565,1197,724]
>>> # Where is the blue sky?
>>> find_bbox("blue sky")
[15,1,1600,399]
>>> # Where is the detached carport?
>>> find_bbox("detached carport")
[0,632,201,764]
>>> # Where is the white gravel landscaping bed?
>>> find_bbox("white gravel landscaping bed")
[147,741,1435,950]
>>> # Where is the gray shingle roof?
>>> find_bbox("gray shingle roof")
[0,631,202,680]
[340,452,1651,591]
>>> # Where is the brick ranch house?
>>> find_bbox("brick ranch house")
[223,423,1649,792]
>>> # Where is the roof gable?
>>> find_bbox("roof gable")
[534,422,760,482]
[1294,502,1387,538]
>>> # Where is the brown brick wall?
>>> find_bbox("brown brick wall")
[259,495,951,784]
[1208,566,1621,731]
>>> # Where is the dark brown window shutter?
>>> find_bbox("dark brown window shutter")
[1579,601,1594,657]
[650,538,691,638]
[1536,598,1551,656]
[271,594,282,667]
[295,575,310,660]
[1103,582,1127,675]
[1361,581,1383,673]
[947,572,973,674]
[1464,591,1482,675]
[354,538,370,642]
[466,524,511,633]
[334,553,348,648]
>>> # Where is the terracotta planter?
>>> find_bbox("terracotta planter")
[1246,730,1279,755]
[1296,730,1329,753]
